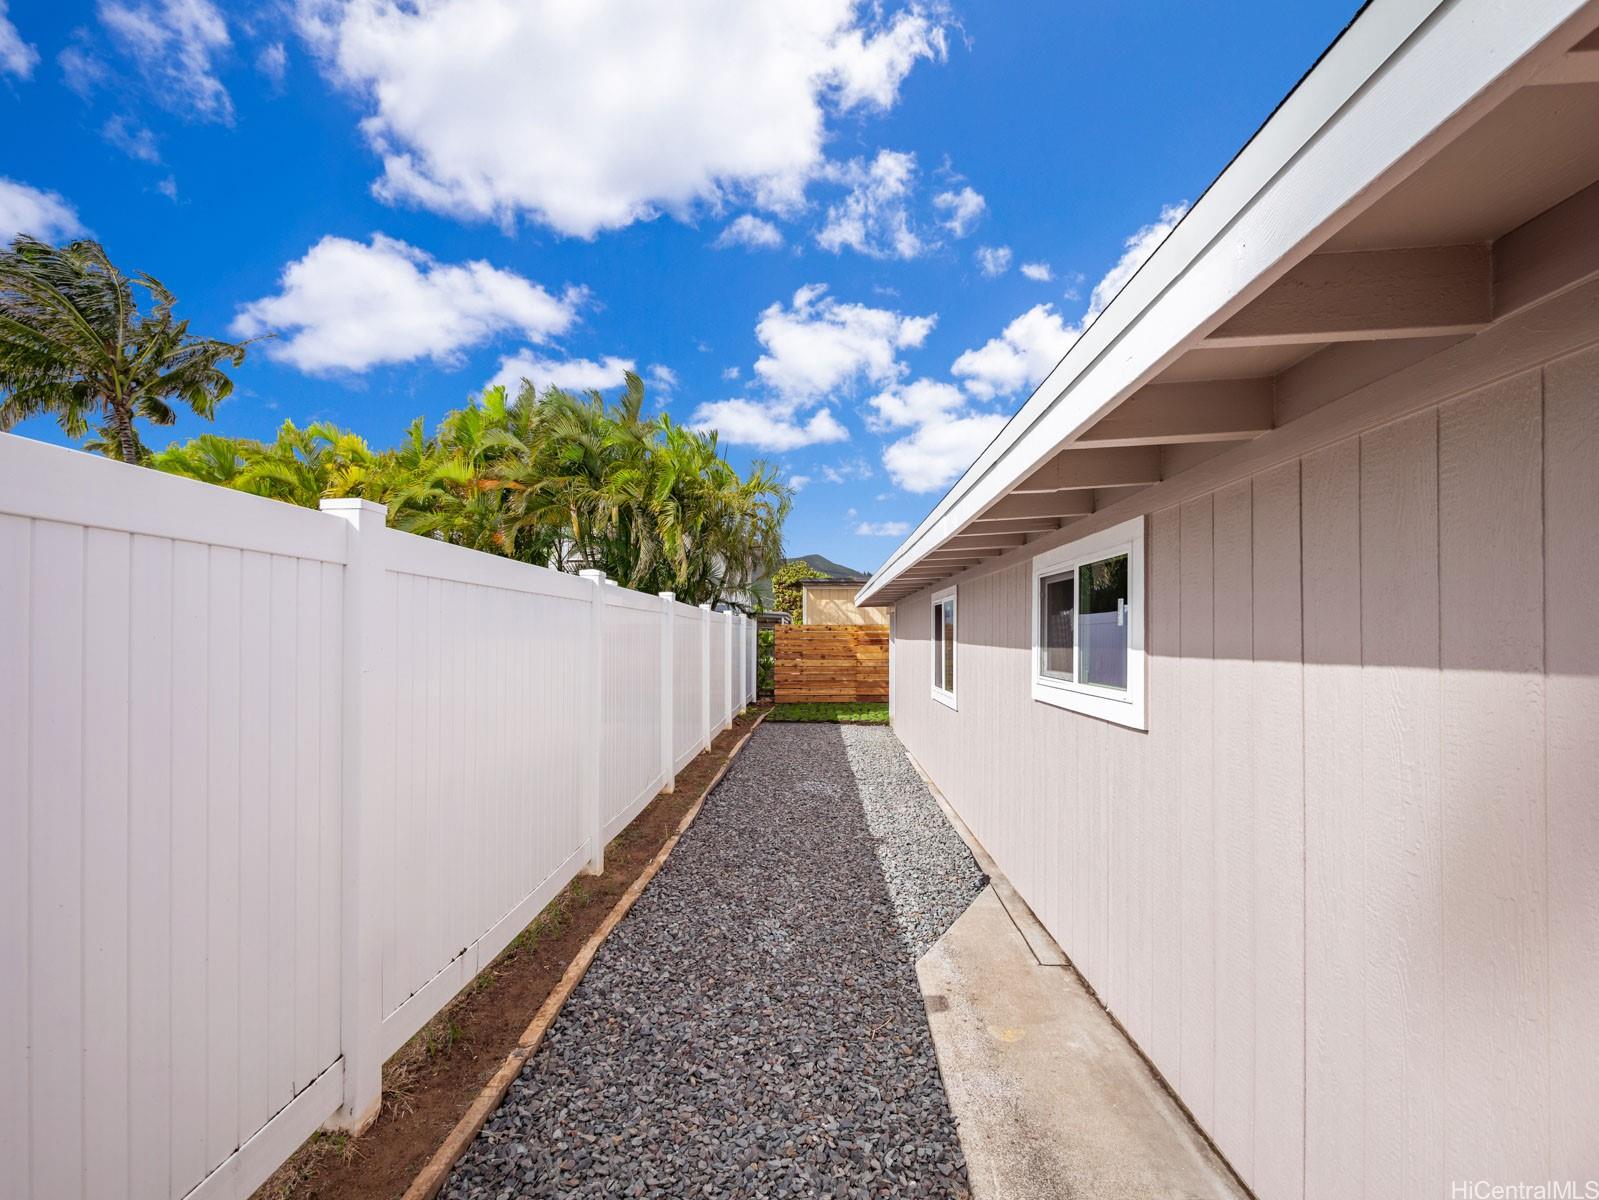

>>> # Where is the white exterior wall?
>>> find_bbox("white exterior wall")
[891,345,1599,1198]
[0,433,750,1200]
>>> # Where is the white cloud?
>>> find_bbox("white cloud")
[855,520,909,536]
[0,1,38,79]
[975,244,1011,277]
[871,201,1188,493]
[300,0,948,238]
[715,214,783,250]
[952,202,1185,400]
[820,458,873,483]
[1019,260,1052,282]
[865,378,964,431]
[932,185,983,237]
[103,114,160,163]
[950,302,1075,400]
[789,474,811,491]
[156,175,178,200]
[101,0,234,123]
[58,44,107,97]
[1083,202,1185,317]
[491,352,634,394]
[647,363,678,394]
[0,178,86,242]
[721,365,741,381]
[754,282,933,404]
[257,40,287,84]
[234,233,582,373]
[688,399,848,451]
[816,149,924,259]
[882,411,1007,493]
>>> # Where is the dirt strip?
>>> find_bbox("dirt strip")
[254,707,768,1200]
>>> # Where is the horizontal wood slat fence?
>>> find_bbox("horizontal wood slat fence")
[773,624,889,703]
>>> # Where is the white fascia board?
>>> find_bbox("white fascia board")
[859,0,1592,608]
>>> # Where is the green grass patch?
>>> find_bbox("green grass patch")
[767,702,889,724]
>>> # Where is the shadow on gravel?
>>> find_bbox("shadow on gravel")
[445,722,985,1200]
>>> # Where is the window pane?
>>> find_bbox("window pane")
[932,602,945,690]
[1039,572,1074,679]
[942,599,956,693]
[1077,554,1129,689]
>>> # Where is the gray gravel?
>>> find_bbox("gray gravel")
[445,722,986,1199]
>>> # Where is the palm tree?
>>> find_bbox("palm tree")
[0,236,253,463]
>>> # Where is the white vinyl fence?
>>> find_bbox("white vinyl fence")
[0,433,757,1200]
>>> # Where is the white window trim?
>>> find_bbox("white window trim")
[930,585,957,710]
[1030,515,1146,730]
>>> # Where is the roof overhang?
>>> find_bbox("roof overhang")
[860,0,1599,607]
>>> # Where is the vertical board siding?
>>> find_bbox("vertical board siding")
[1438,375,1548,1180]
[1543,345,1599,1176]
[1301,437,1365,1200]
[1211,480,1254,1175]
[1177,495,1217,1132]
[891,359,1598,1199]
[1249,462,1305,1200]
[1359,409,1445,1198]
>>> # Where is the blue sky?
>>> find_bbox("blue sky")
[1,0,1357,572]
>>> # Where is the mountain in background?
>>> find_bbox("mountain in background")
[744,552,866,609]
[790,553,866,580]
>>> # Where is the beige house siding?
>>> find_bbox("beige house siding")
[800,585,889,626]
[891,344,1599,1198]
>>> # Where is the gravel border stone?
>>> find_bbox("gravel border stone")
[444,722,986,1199]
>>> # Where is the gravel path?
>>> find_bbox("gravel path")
[445,722,986,1199]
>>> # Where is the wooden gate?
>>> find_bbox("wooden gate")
[773,624,889,703]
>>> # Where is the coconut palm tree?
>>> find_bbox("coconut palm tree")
[0,235,253,463]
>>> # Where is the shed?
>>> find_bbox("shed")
[798,576,889,626]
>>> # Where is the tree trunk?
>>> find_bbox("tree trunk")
[114,401,139,465]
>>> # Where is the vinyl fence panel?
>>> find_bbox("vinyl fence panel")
[0,437,346,1200]
[672,603,706,770]
[600,587,667,839]
[375,531,593,1061]
[0,432,758,1200]
[709,610,728,729]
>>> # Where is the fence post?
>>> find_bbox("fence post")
[319,498,388,1133]
[658,592,674,792]
[733,615,744,717]
[580,570,606,875]
[699,602,712,753]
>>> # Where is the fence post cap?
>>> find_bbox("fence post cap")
[699,602,712,610]
[658,590,675,601]
[578,568,606,582]
[319,497,387,520]
[604,578,620,587]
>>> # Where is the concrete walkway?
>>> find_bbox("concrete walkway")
[913,773,1249,1200]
